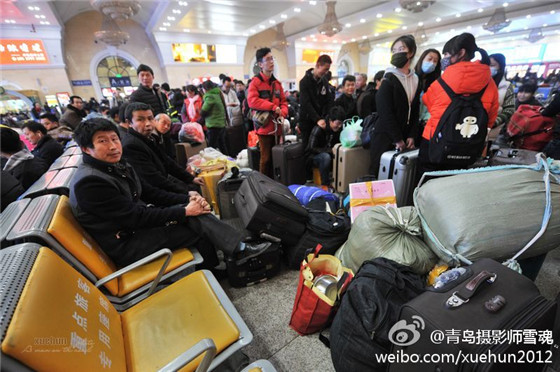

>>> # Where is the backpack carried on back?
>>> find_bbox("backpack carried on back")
[429,78,488,166]
[329,258,425,372]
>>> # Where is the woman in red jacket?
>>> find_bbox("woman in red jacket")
[419,33,499,175]
[247,47,288,177]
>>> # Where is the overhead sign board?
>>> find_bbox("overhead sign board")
[0,39,49,65]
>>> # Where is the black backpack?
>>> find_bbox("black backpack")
[286,209,351,269]
[360,112,378,149]
[329,258,425,372]
[429,78,489,166]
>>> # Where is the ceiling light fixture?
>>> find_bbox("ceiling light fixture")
[167,16,175,21]
[503,2,508,7]
[310,0,317,5]
[436,17,441,22]
[178,1,188,6]
[415,25,428,42]
[395,7,402,13]
[183,28,190,32]
[376,13,383,18]
[94,12,130,46]
[418,21,423,26]
[269,19,276,24]
[374,32,379,36]
[360,18,366,23]
[90,0,141,20]
[456,13,461,18]
[345,23,351,27]
[399,0,435,13]
[359,40,372,54]
[272,22,289,50]
[318,1,343,37]
[478,8,483,13]
[159,27,166,31]
[163,22,170,26]
[294,7,301,13]
[483,8,511,33]
[172,9,181,14]
[281,14,287,19]
[402,26,408,30]
[259,25,265,29]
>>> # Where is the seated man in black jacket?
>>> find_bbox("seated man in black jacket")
[334,75,358,120]
[305,106,345,186]
[121,102,204,194]
[69,118,263,268]
[22,121,63,166]
[1,126,47,189]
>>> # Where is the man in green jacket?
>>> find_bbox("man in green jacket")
[200,80,228,154]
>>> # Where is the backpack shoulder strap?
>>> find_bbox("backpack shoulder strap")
[438,77,457,99]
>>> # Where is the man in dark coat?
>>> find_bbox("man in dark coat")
[69,118,263,268]
[334,75,358,120]
[298,54,334,149]
[22,121,63,166]
[129,64,168,116]
[1,126,47,189]
[59,96,86,130]
[121,102,204,194]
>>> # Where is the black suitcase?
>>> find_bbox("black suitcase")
[234,172,308,247]
[248,146,260,171]
[390,258,557,372]
[226,240,282,287]
[217,168,253,220]
[225,124,246,158]
[272,141,306,185]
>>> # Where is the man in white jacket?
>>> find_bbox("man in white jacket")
[221,76,242,126]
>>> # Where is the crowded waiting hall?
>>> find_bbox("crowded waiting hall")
[2,0,560,371]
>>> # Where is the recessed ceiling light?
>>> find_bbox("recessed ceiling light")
[418,22,423,26]
[524,26,528,30]
[421,34,426,38]
[342,41,346,44]
[526,14,531,18]
[172,9,181,14]
[376,43,381,47]
[281,14,287,19]
[28,6,34,10]
[269,20,276,24]
[360,18,366,23]
[322,40,327,43]
[362,35,367,39]
[243,33,248,36]
[351,38,356,42]
[436,17,441,22]
[208,31,212,34]
[259,25,265,29]
[551,10,556,14]
[374,32,379,37]
[294,7,301,13]
[416,1,421,5]
[301,37,306,41]
[402,26,407,30]
[345,23,351,28]
[250,29,256,33]
[466,25,472,30]
[478,8,484,13]
[163,22,170,26]
[178,1,188,6]
[333,40,338,43]
[450,28,455,32]
[167,16,175,21]
[503,2,508,7]
[456,13,461,18]
[309,0,317,5]
[376,13,382,18]
[388,29,393,33]
[183,29,190,32]
[543,23,548,27]
[395,7,402,13]
[159,27,167,31]
[35,15,41,18]
[436,31,440,35]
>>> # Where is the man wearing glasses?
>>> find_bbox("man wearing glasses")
[247,48,288,177]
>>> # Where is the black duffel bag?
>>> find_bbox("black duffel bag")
[286,209,351,269]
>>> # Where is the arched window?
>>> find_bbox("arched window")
[96,56,138,96]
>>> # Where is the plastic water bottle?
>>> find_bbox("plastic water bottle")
[433,267,467,289]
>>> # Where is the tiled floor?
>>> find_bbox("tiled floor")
[221,247,560,372]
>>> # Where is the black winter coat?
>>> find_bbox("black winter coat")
[298,68,334,128]
[374,73,421,144]
[357,85,377,118]
[31,135,63,167]
[121,128,195,194]
[129,85,168,116]
[1,170,24,211]
[334,93,358,120]
[3,156,47,189]
[306,125,340,157]
[69,154,188,263]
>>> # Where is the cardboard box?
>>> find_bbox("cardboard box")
[348,180,397,223]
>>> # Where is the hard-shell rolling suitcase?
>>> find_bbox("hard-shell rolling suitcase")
[333,143,371,193]
[248,146,260,171]
[217,168,253,220]
[390,258,557,372]
[234,171,308,247]
[272,141,306,185]
[226,124,246,158]
[488,148,540,166]
[226,240,282,287]
[378,149,419,207]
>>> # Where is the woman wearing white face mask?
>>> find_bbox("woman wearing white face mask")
[488,53,515,141]
[414,48,442,143]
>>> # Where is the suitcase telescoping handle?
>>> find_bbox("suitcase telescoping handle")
[446,270,497,309]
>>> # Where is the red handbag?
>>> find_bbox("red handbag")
[507,104,554,151]
[289,244,353,335]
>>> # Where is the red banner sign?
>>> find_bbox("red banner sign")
[0,39,49,65]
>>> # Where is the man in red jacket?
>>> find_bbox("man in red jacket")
[247,47,289,177]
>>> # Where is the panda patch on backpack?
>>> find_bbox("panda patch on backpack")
[455,116,478,138]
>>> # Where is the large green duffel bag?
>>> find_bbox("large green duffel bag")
[414,156,560,266]
[335,206,437,275]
